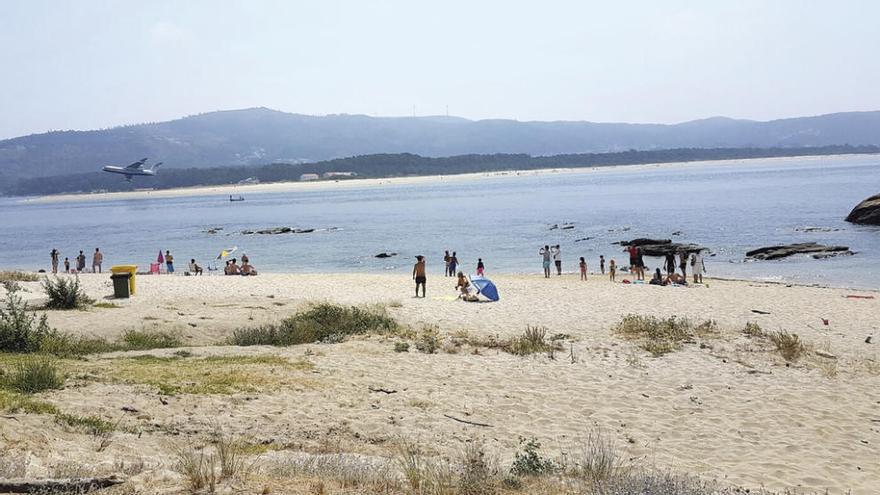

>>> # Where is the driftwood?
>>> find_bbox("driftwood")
[368,386,397,394]
[443,414,493,427]
[0,476,124,493]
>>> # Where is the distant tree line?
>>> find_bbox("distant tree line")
[3,145,878,197]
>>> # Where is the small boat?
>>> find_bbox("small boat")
[229,195,245,202]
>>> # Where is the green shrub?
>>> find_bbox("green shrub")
[55,413,115,435]
[43,276,94,310]
[394,342,410,353]
[2,358,64,393]
[742,321,765,338]
[414,327,440,354]
[510,437,555,477]
[0,285,55,353]
[230,303,398,346]
[508,326,562,356]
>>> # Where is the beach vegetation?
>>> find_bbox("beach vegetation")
[0,271,40,283]
[414,325,441,354]
[94,354,315,395]
[768,331,806,362]
[566,428,627,485]
[42,276,94,310]
[92,301,121,309]
[1,357,64,393]
[612,315,702,357]
[121,328,183,350]
[394,341,410,353]
[173,443,218,493]
[0,389,59,414]
[55,413,115,436]
[742,321,765,338]
[510,437,556,477]
[0,284,55,353]
[508,326,563,356]
[229,303,398,347]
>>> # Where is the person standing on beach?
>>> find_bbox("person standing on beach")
[609,259,617,281]
[599,255,605,275]
[579,257,587,281]
[635,247,645,281]
[626,244,638,276]
[678,251,688,279]
[50,249,59,274]
[92,248,103,273]
[664,252,676,275]
[444,251,451,277]
[412,255,427,298]
[165,250,175,274]
[476,258,485,276]
[691,250,706,284]
[76,250,86,272]
[449,252,458,277]
[539,245,552,278]
[64,257,70,273]
[552,245,562,275]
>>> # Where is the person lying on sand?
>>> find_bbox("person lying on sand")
[665,272,687,285]
[649,268,664,286]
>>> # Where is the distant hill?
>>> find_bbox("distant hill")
[2,108,880,180]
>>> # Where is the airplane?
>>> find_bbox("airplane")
[102,158,162,181]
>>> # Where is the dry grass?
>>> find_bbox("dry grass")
[612,315,698,357]
[0,271,40,283]
[85,354,317,395]
[768,331,806,362]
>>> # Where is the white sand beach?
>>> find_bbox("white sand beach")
[24,153,875,204]
[2,272,878,493]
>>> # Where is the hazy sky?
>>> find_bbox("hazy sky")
[2,0,879,138]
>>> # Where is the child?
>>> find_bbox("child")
[609,259,616,282]
[455,271,470,298]
[64,257,70,273]
[476,258,485,276]
[579,257,587,281]
[599,255,605,274]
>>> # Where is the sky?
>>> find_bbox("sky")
[1,0,879,139]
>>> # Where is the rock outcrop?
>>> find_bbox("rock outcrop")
[615,238,705,257]
[746,242,852,260]
[845,193,880,225]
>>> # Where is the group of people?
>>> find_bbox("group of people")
[50,248,103,274]
[414,252,490,298]
[223,254,257,276]
[620,245,707,286]
[538,245,563,278]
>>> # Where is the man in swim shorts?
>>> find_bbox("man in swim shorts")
[413,255,427,298]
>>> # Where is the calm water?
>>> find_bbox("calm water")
[2,155,879,288]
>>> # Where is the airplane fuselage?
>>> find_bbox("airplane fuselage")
[102,166,157,177]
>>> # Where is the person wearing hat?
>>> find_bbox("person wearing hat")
[412,255,427,298]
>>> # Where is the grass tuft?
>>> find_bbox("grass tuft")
[0,271,40,283]
[768,331,806,362]
[1,357,64,393]
[612,315,699,357]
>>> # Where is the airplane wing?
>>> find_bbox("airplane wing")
[125,158,148,170]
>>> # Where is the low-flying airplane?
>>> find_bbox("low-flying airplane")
[102,158,162,181]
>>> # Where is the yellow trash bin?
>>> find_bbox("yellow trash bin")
[110,265,137,295]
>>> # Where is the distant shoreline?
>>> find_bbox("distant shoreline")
[22,152,879,204]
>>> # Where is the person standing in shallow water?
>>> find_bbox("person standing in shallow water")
[165,250,175,274]
[476,258,485,276]
[64,257,70,273]
[599,255,605,275]
[76,250,86,272]
[444,251,451,277]
[449,252,458,277]
[50,249,59,274]
[552,245,562,275]
[412,255,427,298]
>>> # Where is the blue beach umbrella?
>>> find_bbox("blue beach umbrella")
[470,277,500,302]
